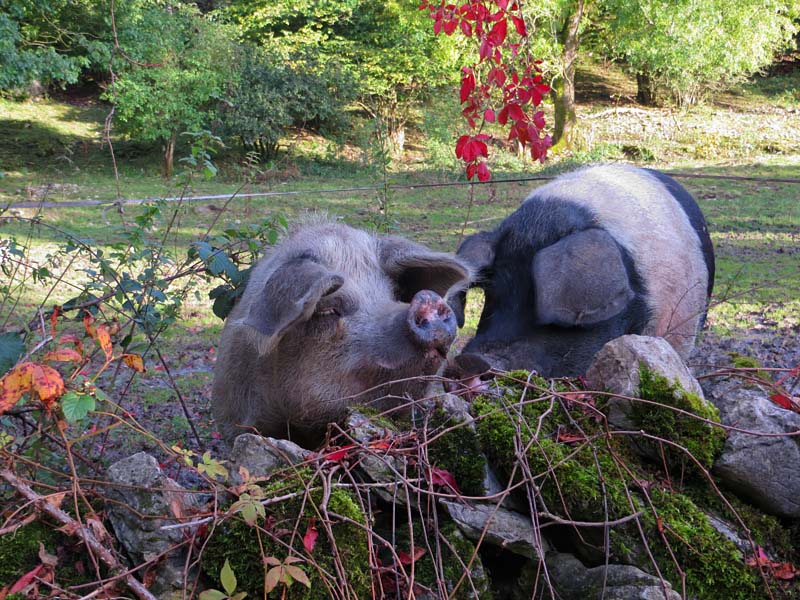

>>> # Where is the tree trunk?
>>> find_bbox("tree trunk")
[636,70,659,106]
[164,128,178,178]
[551,0,584,150]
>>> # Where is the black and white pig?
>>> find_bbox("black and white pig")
[449,164,715,377]
[212,218,470,447]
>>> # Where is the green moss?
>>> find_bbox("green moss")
[632,366,725,470]
[200,469,370,599]
[0,519,93,588]
[393,520,492,599]
[471,372,778,599]
[426,408,486,496]
[646,490,760,600]
[729,352,771,381]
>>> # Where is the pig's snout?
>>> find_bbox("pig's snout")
[407,290,457,357]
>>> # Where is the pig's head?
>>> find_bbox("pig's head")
[449,223,646,377]
[212,221,470,447]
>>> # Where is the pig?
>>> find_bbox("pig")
[449,164,715,377]
[212,217,470,448]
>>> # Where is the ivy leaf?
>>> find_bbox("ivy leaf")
[220,559,237,596]
[61,392,96,422]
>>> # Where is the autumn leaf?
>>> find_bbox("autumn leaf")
[324,444,355,462]
[398,546,426,565]
[95,325,113,361]
[772,562,797,580]
[122,353,145,372]
[9,564,44,594]
[0,362,64,414]
[83,312,96,338]
[42,348,83,363]
[49,305,61,338]
[303,519,318,553]
[429,467,460,493]
[31,364,65,405]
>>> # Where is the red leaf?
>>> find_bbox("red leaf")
[50,306,61,338]
[303,519,319,553]
[746,546,771,568]
[460,70,475,103]
[10,564,44,593]
[460,20,472,37]
[455,135,470,159]
[429,467,460,493]
[557,431,585,443]
[83,312,96,339]
[511,15,527,37]
[398,546,426,565]
[59,334,84,356]
[487,19,508,47]
[466,162,477,180]
[770,393,793,410]
[476,161,490,182]
[324,444,355,462]
[772,562,797,580]
[484,109,496,123]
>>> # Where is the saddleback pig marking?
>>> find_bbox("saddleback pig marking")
[212,219,470,448]
[451,165,715,377]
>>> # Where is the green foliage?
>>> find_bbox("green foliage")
[219,44,354,161]
[600,0,799,105]
[426,407,487,497]
[108,6,235,173]
[632,366,725,471]
[0,519,91,587]
[0,332,25,374]
[201,470,370,599]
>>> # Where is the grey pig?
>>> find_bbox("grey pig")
[212,218,470,448]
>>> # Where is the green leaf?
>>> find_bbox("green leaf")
[199,590,227,600]
[0,332,25,375]
[220,559,237,596]
[61,392,96,422]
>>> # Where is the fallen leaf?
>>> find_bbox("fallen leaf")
[772,562,797,580]
[398,546,426,565]
[429,467,461,493]
[324,444,355,462]
[769,393,793,410]
[45,491,68,511]
[9,565,44,594]
[303,519,318,553]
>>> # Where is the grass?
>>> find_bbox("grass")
[1,59,799,452]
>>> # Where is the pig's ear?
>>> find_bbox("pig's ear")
[379,238,470,301]
[242,258,344,352]
[532,228,634,326]
[448,231,496,327]
[456,231,496,278]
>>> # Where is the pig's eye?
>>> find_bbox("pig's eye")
[314,306,340,318]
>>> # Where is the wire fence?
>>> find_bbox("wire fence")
[4,171,800,211]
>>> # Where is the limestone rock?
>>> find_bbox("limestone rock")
[545,552,681,600]
[105,452,198,598]
[585,334,705,429]
[704,377,800,519]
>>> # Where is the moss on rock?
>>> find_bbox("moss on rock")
[470,370,780,600]
[0,519,93,588]
[632,366,725,470]
[200,469,370,599]
[426,407,486,497]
